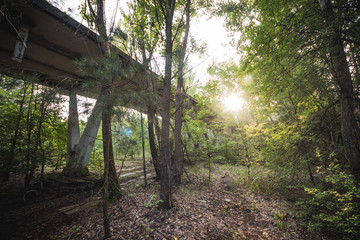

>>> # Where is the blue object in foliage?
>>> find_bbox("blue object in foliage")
[123,127,132,137]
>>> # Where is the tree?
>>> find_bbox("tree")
[80,0,124,237]
[159,0,176,209]
[173,0,191,185]
[217,0,360,177]
[121,0,162,180]
[0,79,29,181]
[0,76,67,184]
[122,0,194,206]
[317,0,360,177]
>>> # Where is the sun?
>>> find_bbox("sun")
[222,93,244,112]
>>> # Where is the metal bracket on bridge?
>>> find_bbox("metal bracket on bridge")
[12,24,29,63]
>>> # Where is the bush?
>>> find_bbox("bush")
[297,163,360,239]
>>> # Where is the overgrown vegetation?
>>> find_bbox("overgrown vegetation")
[0,76,67,185]
[1,0,360,239]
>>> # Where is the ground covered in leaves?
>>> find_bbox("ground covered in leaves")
[1,164,331,240]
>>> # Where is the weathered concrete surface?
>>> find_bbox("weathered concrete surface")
[0,0,162,101]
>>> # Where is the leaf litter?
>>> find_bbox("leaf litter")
[0,165,332,240]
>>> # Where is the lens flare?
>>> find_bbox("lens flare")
[222,93,244,111]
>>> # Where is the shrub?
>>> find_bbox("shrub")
[297,163,360,239]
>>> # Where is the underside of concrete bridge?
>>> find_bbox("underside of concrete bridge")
[0,0,201,176]
[0,0,163,100]
[0,0,164,175]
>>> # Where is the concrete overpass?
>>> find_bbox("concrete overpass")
[0,0,166,105]
[0,0,203,175]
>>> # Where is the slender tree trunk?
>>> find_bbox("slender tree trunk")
[2,82,28,182]
[95,0,122,199]
[173,0,191,185]
[108,128,121,198]
[160,0,176,209]
[94,1,112,238]
[28,97,47,187]
[148,104,160,180]
[102,101,111,239]
[94,0,122,236]
[319,0,360,177]
[140,33,160,181]
[146,75,160,180]
[154,115,161,147]
[141,112,147,185]
[39,97,48,182]
[24,84,34,188]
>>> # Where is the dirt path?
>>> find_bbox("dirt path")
[0,163,329,240]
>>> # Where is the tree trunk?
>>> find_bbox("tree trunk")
[160,0,176,209]
[154,114,161,146]
[24,84,34,188]
[148,104,161,180]
[102,99,111,239]
[141,112,147,185]
[173,0,191,185]
[319,0,360,177]
[108,122,121,199]
[139,31,160,181]
[95,0,121,200]
[28,97,47,187]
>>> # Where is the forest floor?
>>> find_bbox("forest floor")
[0,162,331,240]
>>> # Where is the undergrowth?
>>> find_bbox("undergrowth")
[296,163,360,240]
[212,162,360,239]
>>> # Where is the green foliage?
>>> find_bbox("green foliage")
[0,76,67,181]
[113,108,149,160]
[297,163,360,239]
[69,225,82,233]
[89,147,104,173]
[141,218,154,238]
[205,1,360,238]
[274,211,286,230]
[144,194,163,208]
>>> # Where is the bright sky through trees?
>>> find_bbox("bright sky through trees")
[222,93,244,112]
[51,0,245,114]
[52,0,236,82]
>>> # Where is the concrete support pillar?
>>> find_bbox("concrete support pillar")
[74,89,105,168]
[63,89,105,177]
[67,91,80,152]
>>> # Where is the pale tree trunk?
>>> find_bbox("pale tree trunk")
[319,0,360,177]
[67,91,80,153]
[173,0,190,185]
[160,0,175,209]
